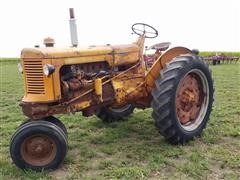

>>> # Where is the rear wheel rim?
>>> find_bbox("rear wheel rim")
[21,134,57,166]
[175,69,209,131]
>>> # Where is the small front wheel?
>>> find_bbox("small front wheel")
[21,116,68,137]
[10,121,67,171]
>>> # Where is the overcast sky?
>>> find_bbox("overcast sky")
[0,0,239,57]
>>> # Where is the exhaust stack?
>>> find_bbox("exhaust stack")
[69,8,78,47]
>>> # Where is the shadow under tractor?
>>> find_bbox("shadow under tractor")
[10,9,214,171]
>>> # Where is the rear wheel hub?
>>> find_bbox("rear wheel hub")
[176,73,204,125]
[21,135,57,166]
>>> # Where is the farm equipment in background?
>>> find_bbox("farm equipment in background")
[203,53,239,65]
[10,8,214,171]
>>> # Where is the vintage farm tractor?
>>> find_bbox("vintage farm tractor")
[10,9,214,171]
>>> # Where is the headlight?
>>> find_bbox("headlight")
[43,64,55,76]
[17,63,23,73]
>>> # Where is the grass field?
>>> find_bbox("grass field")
[200,51,240,57]
[0,59,239,179]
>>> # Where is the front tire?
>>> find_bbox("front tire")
[96,104,134,123]
[10,121,67,171]
[151,54,214,144]
[21,116,68,137]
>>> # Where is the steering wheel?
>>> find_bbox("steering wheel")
[132,23,158,38]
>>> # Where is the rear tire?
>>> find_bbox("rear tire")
[151,54,214,144]
[96,104,134,123]
[10,121,67,171]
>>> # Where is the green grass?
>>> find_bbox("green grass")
[0,57,19,63]
[200,51,240,57]
[0,59,240,179]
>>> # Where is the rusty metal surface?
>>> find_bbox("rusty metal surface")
[67,78,83,91]
[175,73,203,124]
[144,50,161,69]
[21,41,141,104]
[145,47,192,90]
[20,59,148,119]
[21,134,57,166]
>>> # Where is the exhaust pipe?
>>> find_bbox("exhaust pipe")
[69,8,78,47]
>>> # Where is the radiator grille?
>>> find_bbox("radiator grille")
[23,60,45,94]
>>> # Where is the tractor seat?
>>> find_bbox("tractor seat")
[148,42,171,51]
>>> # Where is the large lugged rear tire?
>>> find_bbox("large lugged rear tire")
[151,54,214,144]
[96,104,134,123]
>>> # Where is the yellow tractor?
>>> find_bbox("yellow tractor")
[10,9,214,171]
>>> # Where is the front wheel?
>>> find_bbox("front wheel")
[21,116,68,137]
[10,121,67,171]
[151,54,214,144]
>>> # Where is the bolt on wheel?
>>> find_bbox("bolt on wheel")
[21,134,57,167]
[176,69,209,131]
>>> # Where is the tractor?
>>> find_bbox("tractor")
[10,9,214,171]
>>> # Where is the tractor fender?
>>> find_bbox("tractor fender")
[145,46,192,89]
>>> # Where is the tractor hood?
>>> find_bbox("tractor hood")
[21,44,140,59]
